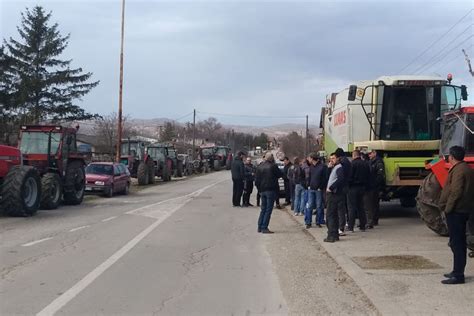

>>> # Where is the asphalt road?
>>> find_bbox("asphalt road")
[0,171,375,315]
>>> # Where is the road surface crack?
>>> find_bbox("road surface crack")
[153,245,214,314]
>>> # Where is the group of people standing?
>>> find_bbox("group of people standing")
[231,148,386,239]
[232,145,473,285]
[284,148,385,242]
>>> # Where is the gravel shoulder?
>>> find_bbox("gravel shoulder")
[264,207,378,315]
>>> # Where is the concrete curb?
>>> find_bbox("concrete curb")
[283,208,408,316]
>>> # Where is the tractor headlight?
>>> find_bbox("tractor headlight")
[95,181,105,186]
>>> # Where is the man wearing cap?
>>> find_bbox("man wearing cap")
[255,152,283,233]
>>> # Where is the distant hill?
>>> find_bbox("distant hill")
[76,118,321,139]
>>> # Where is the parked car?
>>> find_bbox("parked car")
[85,162,131,197]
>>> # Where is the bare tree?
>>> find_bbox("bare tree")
[92,112,135,154]
[197,117,222,141]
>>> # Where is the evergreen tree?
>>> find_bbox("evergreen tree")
[2,6,98,125]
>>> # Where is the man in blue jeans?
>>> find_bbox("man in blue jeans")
[305,152,328,228]
[255,152,282,234]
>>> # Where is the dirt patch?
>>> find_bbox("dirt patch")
[352,255,441,270]
[266,208,378,315]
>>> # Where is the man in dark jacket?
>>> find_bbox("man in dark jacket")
[347,150,370,231]
[325,152,345,242]
[283,157,292,205]
[335,148,351,234]
[243,157,256,207]
[367,149,385,228]
[439,146,474,284]
[255,152,282,233]
[231,151,246,207]
[305,152,328,228]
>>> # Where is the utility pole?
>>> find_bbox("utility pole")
[192,109,196,159]
[305,115,309,157]
[462,49,474,77]
[116,0,126,162]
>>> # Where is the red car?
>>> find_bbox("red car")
[85,162,130,197]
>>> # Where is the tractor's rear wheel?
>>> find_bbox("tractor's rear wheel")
[416,172,449,236]
[1,166,41,217]
[147,159,155,184]
[162,164,171,182]
[226,158,232,170]
[213,160,221,171]
[137,161,149,185]
[41,173,62,210]
[63,161,85,205]
[177,161,183,177]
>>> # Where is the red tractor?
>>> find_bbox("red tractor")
[120,139,155,185]
[417,106,473,257]
[18,125,87,210]
[0,145,41,216]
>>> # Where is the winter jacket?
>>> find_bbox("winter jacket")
[349,157,370,187]
[309,162,328,191]
[288,164,296,185]
[293,165,306,186]
[255,161,282,192]
[283,163,292,182]
[244,163,255,182]
[231,157,245,181]
[327,163,345,193]
[339,156,352,188]
[301,161,311,188]
[439,161,474,214]
[368,157,385,190]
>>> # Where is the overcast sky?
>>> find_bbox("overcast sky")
[1,0,473,126]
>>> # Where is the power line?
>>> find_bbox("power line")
[171,112,193,122]
[411,23,473,74]
[399,9,473,73]
[436,45,472,73]
[417,34,473,74]
[196,110,306,119]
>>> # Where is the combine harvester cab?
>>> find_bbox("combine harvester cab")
[322,75,468,207]
[416,106,474,256]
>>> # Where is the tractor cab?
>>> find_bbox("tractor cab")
[440,107,474,160]
[19,125,85,175]
[120,139,147,175]
[18,125,86,210]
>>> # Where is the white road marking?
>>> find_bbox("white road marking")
[101,216,117,222]
[36,179,226,316]
[68,225,90,232]
[21,237,53,247]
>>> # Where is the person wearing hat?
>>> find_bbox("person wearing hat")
[255,152,283,233]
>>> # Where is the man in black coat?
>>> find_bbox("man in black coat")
[282,157,292,205]
[243,157,256,207]
[335,148,351,234]
[367,149,385,227]
[231,151,246,207]
[347,150,370,231]
[255,152,282,233]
